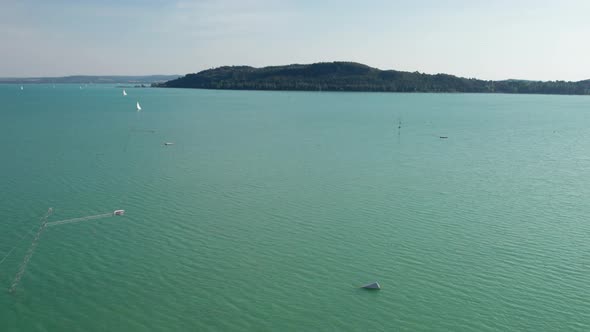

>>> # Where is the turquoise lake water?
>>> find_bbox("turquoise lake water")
[1,84,590,331]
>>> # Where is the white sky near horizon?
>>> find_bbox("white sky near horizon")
[1,0,590,81]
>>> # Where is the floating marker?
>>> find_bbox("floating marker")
[361,281,381,290]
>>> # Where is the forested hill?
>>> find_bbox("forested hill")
[156,62,590,95]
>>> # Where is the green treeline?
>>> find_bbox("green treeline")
[155,62,590,95]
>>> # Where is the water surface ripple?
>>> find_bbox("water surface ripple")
[1,85,589,331]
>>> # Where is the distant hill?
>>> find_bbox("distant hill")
[0,75,180,84]
[155,62,590,95]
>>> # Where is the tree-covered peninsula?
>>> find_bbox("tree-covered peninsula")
[155,62,590,95]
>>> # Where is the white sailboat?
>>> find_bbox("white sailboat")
[20,85,23,90]
[123,89,127,96]
[136,101,142,111]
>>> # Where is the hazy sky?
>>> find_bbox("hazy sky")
[2,0,590,80]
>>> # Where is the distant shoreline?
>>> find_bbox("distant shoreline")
[152,87,590,97]
[154,62,590,96]
[0,75,180,84]
[150,87,590,98]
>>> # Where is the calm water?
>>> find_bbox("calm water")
[1,84,590,331]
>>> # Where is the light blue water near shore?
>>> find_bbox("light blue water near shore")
[1,84,590,331]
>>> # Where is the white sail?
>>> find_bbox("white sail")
[136,101,142,111]
[123,89,127,96]
[20,85,23,90]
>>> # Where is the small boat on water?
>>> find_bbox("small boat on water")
[164,142,174,146]
[439,136,448,139]
[20,85,24,90]
[123,89,127,96]
[361,281,381,290]
[113,210,125,216]
[136,101,142,111]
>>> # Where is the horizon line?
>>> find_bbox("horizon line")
[2,60,589,83]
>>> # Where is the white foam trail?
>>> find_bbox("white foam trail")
[9,208,53,293]
[46,213,113,227]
